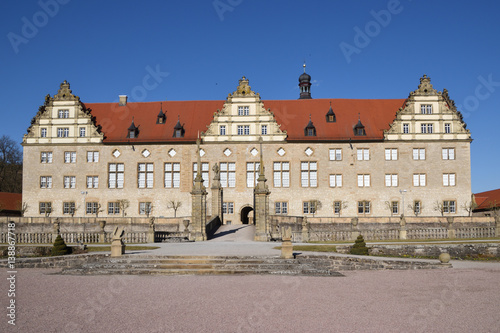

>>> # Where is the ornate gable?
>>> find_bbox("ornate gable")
[23,81,103,144]
[384,75,470,141]
[202,77,286,142]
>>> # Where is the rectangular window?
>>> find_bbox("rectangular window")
[442,148,455,160]
[385,149,398,160]
[238,106,249,116]
[413,174,426,187]
[39,202,51,215]
[301,161,317,187]
[329,149,342,161]
[275,202,288,215]
[64,152,76,163]
[443,173,456,187]
[273,162,290,187]
[40,176,52,189]
[220,162,236,188]
[385,174,398,187]
[41,128,47,137]
[403,123,409,134]
[139,202,153,215]
[391,201,399,215]
[219,125,226,135]
[87,151,99,162]
[329,174,342,187]
[444,123,451,134]
[86,176,98,189]
[443,200,456,214]
[193,162,209,188]
[303,201,317,214]
[64,176,76,189]
[246,162,260,187]
[58,109,69,118]
[358,201,370,214]
[86,202,99,215]
[108,163,124,189]
[420,104,433,114]
[57,127,69,137]
[413,148,425,160]
[356,148,370,161]
[41,152,53,163]
[165,163,181,188]
[413,201,421,215]
[138,163,154,188]
[63,202,75,215]
[421,123,433,134]
[261,125,268,135]
[357,174,370,187]
[237,125,250,135]
[79,127,86,137]
[334,201,341,215]
[108,202,120,215]
[222,202,234,214]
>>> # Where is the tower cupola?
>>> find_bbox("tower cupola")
[298,63,312,99]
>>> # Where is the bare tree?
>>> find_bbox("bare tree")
[384,201,395,216]
[18,201,29,216]
[333,201,348,216]
[0,135,22,193]
[167,200,182,217]
[433,200,444,216]
[408,202,423,217]
[118,199,130,217]
[462,201,477,217]
[488,200,499,218]
[95,203,103,218]
[145,203,153,218]
[310,200,322,217]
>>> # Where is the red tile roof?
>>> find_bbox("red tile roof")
[86,98,406,143]
[474,189,500,210]
[0,192,22,212]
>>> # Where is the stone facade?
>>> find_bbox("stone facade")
[22,74,473,226]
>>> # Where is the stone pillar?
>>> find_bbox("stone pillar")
[399,215,407,240]
[147,217,155,243]
[111,226,125,257]
[52,219,60,244]
[190,139,207,241]
[351,217,359,241]
[254,138,270,242]
[281,226,293,259]
[447,216,455,239]
[301,216,309,242]
[99,220,106,243]
[211,163,223,223]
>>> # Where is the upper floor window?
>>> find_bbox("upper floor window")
[193,162,209,188]
[413,174,426,187]
[165,162,181,188]
[420,104,432,114]
[329,174,342,187]
[273,162,290,187]
[403,123,409,134]
[86,176,99,189]
[87,151,99,162]
[64,152,76,163]
[41,152,52,163]
[79,127,86,137]
[238,106,249,116]
[57,128,69,137]
[442,148,455,160]
[58,109,69,118]
[444,123,451,134]
[138,163,154,188]
[421,123,433,134]
[413,148,425,160]
[385,174,398,187]
[220,162,236,188]
[329,149,342,161]
[41,128,47,137]
[443,173,456,187]
[385,149,398,160]
[357,174,370,187]
[40,176,52,189]
[237,125,250,135]
[246,162,260,187]
[108,163,124,189]
[64,176,76,189]
[357,148,369,161]
[261,125,268,135]
[220,125,226,135]
[300,161,317,187]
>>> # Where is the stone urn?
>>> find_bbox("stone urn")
[183,219,190,232]
[439,252,451,264]
[99,220,106,231]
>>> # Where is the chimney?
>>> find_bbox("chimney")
[119,95,128,106]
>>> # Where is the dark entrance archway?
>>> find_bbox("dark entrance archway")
[240,206,254,225]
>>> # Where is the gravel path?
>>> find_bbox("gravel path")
[2,265,499,333]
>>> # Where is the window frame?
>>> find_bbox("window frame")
[273,161,290,188]
[300,161,317,188]
[329,148,342,161]
[165,162,181,188]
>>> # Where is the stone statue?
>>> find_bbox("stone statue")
[212,163,220,181]
[111,226,125,257]
[282,226,292,241]
[399,214,406,227]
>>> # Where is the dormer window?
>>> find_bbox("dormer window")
[354,116,366,136]
[325,103,336,123]
[173,116,185,138]
[127,119,139,138]
[304,115,316,137]
[156,104,166,124]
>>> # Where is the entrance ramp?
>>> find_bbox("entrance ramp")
[208,224,255,242]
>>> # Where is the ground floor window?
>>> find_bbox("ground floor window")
[443,200,456,214]
[139,202,153,215]
[108,202,120,215]
[358,201,370,215]
[63,202,75,215]
[334,201,341,215]
[86,202,99,215]
[303,201,317,214]
[275,202,288,214]
[39,202,51,215]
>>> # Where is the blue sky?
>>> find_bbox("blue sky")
[1,0,499,193]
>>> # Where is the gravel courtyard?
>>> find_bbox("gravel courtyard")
[2,262,499,333]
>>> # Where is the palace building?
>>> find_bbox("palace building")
[22,70,472,224]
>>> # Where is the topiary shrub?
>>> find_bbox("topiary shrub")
[350,234,369,255]
[51,235,72,256]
